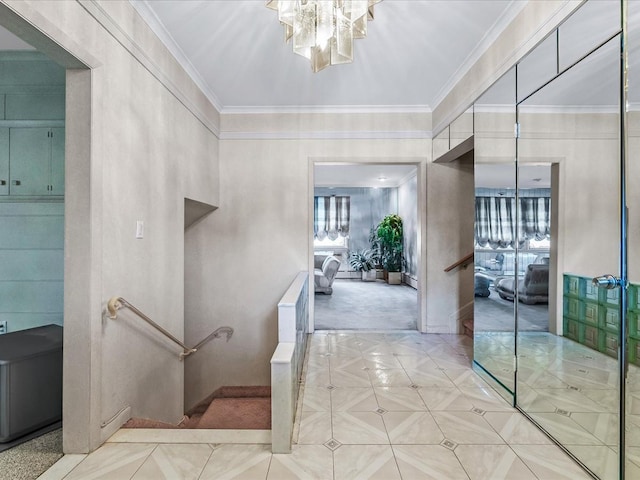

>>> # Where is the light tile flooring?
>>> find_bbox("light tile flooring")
[41,331,607,479]
[475,331,640,480]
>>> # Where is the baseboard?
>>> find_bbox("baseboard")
[100,406,131,443]
[402,274,418,289]
[449,301,474,334]
[335,271,361,279]
[107,428,271,444]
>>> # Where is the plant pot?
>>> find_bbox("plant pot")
[386,271,402,285]
[361,270,377,282]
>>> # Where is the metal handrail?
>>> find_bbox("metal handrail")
[444,252,474,272]
[107,296,233,359]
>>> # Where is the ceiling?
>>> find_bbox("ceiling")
[315,164,416,188]
[0,2,623,188]
[131,0,523,112]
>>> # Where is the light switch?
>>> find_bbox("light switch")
[136,220,144,239]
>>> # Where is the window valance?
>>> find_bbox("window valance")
[314,196,350,240]
[475,196,550,249]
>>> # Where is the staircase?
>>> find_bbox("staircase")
[123,386,271,430]
[462,318,474,338]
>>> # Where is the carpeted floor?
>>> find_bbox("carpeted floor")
[315,279,545,332]
[124,385,272,430]
[0,428,62,480]
[314,279,418,330]
[474,287,549,332]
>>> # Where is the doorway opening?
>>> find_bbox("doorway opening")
[311,163,419,330]
[0,22,70,474]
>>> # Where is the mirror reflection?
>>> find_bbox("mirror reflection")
[516,35,621,480]
[433,126,450,160]
[450,106,473,150]
[473,67,516,397]
[626,0,640,475]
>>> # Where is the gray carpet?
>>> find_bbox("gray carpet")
[314,279,418,330]
[0,428,62,480]
[474,287,549,332]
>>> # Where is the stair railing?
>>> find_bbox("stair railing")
[107,296,233,360]
[444,252,474,272]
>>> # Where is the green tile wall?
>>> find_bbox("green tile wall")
[563,274,640,366]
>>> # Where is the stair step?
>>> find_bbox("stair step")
[197,396,271,430]
[124,385,272,430]
[185,385,271,417]
[462,319,474,338]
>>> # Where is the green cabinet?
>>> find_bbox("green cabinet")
[7,127,64,196]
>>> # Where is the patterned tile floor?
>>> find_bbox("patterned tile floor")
[475,330,640,480]
[40,331,625,479]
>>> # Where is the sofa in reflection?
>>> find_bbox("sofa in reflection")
[474,271,492,297]
[495,263,549,304]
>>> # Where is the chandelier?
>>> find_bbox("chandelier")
[266,0,381,73]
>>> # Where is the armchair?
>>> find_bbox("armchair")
[495,263,549,304]
[314,256,341,294]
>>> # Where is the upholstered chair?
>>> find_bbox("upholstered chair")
[314,256,341,294]
[495,263,549,304]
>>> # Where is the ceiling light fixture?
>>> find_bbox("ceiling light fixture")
[266,0,381,73]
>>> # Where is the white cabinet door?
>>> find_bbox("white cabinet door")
[9,128,50,196]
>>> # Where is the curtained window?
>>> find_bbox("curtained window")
[314,196,350,244]
[475,196,550,249]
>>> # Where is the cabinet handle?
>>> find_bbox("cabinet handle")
[0,180,5,186]
[11,180,20,186]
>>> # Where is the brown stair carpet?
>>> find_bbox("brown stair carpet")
[197,397,271,430]
[124,385,271,430]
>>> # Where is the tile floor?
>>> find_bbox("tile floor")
[475,330,640,480]
[41,331,605,480]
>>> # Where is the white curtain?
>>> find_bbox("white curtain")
[475,196,550,249]
[314,196,350,240]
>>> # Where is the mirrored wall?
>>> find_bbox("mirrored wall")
[465,0,640,478]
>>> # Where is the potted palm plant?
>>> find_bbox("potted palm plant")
[348,249,377,281]
[376,214,403,285]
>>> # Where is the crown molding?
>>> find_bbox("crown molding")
[82,0,220,137]
[627,102,640,112]
[475,104,619,114]
[129,0,223,112]
[430,0,527,110]
[221,105,432,115]
[397,169,417,187]
[219,130,432,140]
[518,104,619,114]
[432,1,583,137]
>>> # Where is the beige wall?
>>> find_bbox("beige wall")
[183,136,429,407]
[0,0,220,452]
[425,153,475,333]
[0,0,593,455]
